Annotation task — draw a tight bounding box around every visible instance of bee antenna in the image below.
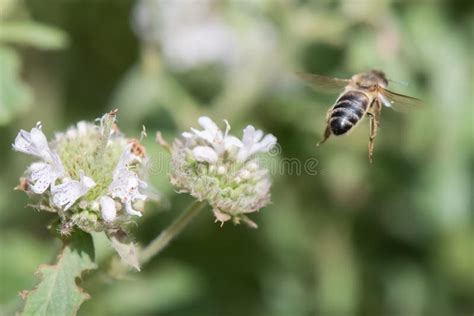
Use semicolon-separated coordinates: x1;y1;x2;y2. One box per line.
388;78;409;87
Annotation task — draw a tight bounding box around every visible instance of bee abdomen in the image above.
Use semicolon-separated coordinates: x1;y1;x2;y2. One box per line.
329;91;369;135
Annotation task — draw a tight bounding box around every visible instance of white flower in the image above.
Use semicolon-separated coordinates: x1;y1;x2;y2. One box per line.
13;122;65;193
132;0;237;70
237;126;277;162
107;144;147;217
170;116;278;226
13;112;153;249
192;146;218;164
13;122;51;161
186;116;242;155
27;162;64;194
100;196;117;222
52;171;96;211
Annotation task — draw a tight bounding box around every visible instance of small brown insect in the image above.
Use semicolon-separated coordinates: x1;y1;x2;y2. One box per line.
298;70;423;162
128;139;146;158
14;177;29;192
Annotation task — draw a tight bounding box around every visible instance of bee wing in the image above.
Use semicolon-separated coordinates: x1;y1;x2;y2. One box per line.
379;87;424;112
297;72;350;94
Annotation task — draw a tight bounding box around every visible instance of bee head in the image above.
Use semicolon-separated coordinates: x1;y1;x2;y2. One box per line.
369;70;388;87
353;70;388;89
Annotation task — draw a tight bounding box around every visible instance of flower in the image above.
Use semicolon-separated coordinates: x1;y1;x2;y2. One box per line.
107;143;148;218
13;122;65;193
12;112;150;233
131;0;278;74
237;126;277;162
169;116;277;227
132;0;237;70
52;170;96;211
183;117;242;157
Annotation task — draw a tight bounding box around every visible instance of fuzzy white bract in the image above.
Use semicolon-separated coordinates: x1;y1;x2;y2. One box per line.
170;116;277;227
12;113;149;234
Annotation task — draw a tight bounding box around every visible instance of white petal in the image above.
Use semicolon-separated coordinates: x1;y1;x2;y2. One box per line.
255;134;277;153
12;130;33;154
190;116;225;145
52;172;96;210
192;146;218;163
190;128;214;144
114;144;134;175
237;126;277;162
109;169;136;199
28;162;61;194
198;116;219;134
100;196;117;222
241;125;256;147
12;123;61;164
223;135;242;151
80;173;97;189
125;200;142;217
254;130;264;142
182;132;194;138
52;180;81;210
30;125;49;154
108;152;147;217
76;121;89;135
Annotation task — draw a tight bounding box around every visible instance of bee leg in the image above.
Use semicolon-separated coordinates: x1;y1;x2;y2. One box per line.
317;124;331;146
367;101;382;163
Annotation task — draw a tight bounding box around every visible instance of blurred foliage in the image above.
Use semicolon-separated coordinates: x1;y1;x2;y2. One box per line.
0;0;68;125
0;0;473;316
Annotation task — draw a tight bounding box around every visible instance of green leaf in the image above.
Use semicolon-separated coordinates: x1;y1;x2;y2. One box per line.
0;21;69;50
0;46;32;125
21;231;97;316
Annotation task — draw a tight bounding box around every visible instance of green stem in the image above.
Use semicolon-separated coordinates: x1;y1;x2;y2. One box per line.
139;200;207;265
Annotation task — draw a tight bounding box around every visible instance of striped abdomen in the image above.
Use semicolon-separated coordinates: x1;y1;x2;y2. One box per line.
329;90;370;135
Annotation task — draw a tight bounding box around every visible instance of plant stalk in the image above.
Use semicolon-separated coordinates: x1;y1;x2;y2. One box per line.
139;200;207;265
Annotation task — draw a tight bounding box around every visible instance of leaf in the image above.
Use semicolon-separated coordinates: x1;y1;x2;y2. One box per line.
0;21;69;50
21;231;97;316
0;46;32;125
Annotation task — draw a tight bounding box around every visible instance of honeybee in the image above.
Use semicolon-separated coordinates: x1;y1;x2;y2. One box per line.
298;70;422;162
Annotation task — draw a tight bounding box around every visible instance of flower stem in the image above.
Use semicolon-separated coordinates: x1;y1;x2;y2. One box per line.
139;200;207;265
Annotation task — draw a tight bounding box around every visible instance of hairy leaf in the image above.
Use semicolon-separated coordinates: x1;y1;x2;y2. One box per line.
21;231;97;316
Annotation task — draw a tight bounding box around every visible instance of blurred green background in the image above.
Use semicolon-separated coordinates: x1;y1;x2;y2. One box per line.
0;0;472;315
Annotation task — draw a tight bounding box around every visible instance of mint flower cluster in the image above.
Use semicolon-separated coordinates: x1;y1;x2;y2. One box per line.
13;112;148;234
169;117;277;227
